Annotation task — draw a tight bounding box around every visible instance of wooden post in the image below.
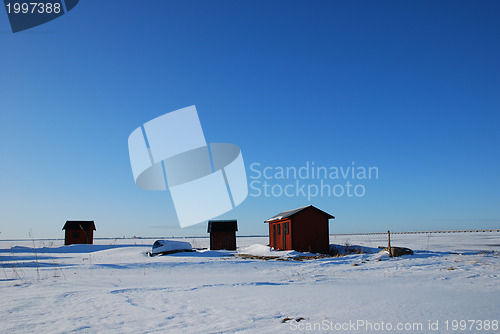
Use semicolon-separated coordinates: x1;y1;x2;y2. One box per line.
387;230;392;257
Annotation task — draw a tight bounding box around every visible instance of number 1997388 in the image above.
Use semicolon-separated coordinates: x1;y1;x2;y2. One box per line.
5;2;61;14
444;319;498;331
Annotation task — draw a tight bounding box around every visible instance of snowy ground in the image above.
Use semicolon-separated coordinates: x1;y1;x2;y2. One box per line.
1;232;499;333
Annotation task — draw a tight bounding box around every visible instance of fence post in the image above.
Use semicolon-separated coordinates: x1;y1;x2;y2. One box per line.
387;230;392;257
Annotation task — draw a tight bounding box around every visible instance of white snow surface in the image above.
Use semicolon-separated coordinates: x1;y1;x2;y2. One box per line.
1;232;499;333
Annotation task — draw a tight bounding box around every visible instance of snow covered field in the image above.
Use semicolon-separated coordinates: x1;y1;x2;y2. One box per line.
1;232;499;333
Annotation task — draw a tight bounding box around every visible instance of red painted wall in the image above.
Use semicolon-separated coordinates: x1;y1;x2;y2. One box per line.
291;208;330;253
64;229;94;245
210;231;236;250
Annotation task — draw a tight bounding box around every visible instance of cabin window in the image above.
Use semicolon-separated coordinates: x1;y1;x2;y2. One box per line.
72;232;80;238
277;224;281;235
284;222;289;235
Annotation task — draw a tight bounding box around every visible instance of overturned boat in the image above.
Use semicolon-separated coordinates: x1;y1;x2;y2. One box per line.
148;240;193;256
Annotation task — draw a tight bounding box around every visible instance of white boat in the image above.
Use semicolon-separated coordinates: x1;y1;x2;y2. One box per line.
148;240;193;256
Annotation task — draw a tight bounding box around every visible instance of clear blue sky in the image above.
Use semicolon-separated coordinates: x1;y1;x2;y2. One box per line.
1;1;499;239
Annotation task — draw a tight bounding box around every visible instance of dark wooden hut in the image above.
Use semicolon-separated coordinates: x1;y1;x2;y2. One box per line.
62;220;96;245
207;220;237;250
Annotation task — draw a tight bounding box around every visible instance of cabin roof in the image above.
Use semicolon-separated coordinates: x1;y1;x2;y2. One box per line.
62;220;96;231
207;220;238;233
265;205;334;222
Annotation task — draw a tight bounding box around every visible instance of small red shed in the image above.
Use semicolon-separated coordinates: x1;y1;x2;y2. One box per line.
208;220;237;250
62;220;96;245
265;205;334;254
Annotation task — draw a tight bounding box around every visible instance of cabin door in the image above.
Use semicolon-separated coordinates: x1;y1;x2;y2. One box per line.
282;223;286;249
272;224;277;249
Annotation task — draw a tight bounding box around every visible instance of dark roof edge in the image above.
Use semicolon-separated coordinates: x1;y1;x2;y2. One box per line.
62;220;96;230
265;205;334;223
207;220;238;233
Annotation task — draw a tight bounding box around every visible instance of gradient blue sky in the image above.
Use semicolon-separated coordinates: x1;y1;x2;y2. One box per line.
1;1;499;239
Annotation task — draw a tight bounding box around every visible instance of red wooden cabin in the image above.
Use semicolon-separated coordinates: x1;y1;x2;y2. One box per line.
265;205;334;254
62;220;96;245
207;220;238;250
